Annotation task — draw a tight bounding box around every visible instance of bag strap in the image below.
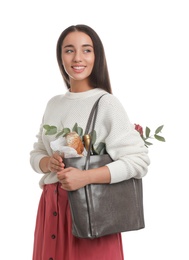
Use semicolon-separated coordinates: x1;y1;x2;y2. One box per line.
84;94;106;135
84;94;106;170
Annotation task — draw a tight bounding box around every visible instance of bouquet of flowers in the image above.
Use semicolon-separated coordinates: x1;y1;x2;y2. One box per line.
43;123;106;157
134;124;165;147
43;122;165;157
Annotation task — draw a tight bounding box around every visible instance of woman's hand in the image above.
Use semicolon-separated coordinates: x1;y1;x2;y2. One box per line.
57;166;111;191
39;153;64;173
57;168;89;191
47;153;65;172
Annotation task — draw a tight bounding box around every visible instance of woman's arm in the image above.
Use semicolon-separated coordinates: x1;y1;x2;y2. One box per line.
57;166;111;191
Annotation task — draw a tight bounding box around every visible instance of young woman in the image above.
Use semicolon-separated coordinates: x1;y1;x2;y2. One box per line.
30;24;150;260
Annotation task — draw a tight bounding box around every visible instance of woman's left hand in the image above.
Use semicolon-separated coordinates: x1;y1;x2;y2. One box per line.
57;168;89;191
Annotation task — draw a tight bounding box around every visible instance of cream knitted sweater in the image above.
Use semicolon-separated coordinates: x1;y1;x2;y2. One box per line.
30;88;150;188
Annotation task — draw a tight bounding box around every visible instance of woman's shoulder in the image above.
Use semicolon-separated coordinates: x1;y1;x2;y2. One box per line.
100;92;126;111
46;94;65;106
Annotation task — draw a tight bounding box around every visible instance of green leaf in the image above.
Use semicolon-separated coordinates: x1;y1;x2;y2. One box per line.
145;141;153;146
43;125;57;135
145;127;151;138
56;129;65;138
94;142;106;155
62;128;70;136
154;134;165;142
77;127;83;137
72;123;83;136
91;130;97;145
155;125;164;134
72;123;78;132
43;125;50;130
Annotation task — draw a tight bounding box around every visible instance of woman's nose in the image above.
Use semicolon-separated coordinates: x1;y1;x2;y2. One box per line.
73;51;82;63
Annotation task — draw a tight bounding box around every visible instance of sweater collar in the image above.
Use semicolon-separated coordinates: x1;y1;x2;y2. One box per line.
64;88;106;100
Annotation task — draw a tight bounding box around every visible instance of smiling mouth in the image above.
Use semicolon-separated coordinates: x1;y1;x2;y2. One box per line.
71;66;86;73
72;66;85;70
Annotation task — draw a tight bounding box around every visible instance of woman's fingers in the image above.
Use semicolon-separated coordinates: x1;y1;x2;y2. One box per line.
48;153;64;172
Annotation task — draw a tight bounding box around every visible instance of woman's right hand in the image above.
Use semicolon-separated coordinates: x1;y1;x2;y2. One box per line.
40;153;65;173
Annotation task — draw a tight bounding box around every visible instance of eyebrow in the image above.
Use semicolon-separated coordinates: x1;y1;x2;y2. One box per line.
63;44;93;48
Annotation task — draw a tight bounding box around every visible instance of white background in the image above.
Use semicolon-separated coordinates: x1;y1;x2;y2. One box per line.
0;0;189;259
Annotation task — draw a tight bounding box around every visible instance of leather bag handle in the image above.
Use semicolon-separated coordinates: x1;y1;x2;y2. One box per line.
84;94;106;170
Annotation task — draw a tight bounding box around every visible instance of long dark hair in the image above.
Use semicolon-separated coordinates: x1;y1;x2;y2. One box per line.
56;24;112;94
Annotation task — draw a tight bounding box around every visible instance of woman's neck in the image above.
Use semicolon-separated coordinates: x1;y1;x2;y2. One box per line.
69;79;93;93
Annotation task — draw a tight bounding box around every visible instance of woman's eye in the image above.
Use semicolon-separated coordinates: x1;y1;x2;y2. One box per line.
65;49;73;53
84;49;92;53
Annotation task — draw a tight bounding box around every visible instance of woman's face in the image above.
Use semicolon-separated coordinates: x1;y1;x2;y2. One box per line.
61;31;95;84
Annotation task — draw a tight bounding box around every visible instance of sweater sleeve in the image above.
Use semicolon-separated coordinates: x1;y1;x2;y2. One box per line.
99;95;150;184
30;118;51;174
30;96;60;174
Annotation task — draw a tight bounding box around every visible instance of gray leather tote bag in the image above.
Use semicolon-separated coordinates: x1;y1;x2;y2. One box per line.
64;95;145;239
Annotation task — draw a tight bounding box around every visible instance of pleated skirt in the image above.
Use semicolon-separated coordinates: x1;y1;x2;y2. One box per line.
32;182;124;260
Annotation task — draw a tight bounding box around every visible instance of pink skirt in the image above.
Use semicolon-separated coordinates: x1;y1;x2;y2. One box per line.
32;183;124;260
